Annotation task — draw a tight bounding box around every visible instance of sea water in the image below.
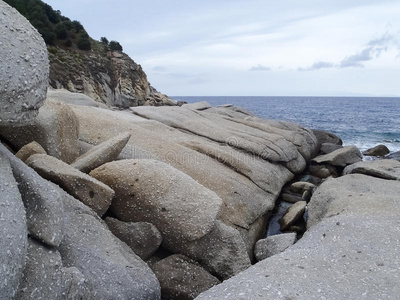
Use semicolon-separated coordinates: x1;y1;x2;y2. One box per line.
172;96;400;153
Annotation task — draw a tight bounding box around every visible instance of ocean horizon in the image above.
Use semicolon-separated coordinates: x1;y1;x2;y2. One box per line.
172;96;400;153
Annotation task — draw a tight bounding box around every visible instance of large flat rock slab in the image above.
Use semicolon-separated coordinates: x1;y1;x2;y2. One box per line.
343;159;400;181
196;175;400;299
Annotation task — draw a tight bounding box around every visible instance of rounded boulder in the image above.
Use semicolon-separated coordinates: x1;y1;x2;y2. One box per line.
0;1;49;125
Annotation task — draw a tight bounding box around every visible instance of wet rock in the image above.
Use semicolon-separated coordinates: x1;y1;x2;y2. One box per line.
26;154;114;216
0;1;49;125
279;201;307;231
386;150;400;161
90;159;222;243
71;132;131;173
182;101;212;111
0;153;27;299
14;238;63;300
0;143;64;247
302;190;312;202
164;220;251;280
0;100;79;163
312;146;362;167
309;163;338;178
343;159;400;181
15;141;46;162
61;267;90;300
320;142;343;154
254;232;297;261
58;187;161;300
311;129;343;147
152;254;220;300
362;144;390;156
105;217;162;260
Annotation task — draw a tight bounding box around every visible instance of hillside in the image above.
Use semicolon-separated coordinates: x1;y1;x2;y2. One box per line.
5;0;177;107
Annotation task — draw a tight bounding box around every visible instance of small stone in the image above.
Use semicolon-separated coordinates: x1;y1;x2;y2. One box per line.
279;201;307;231
254;233;297;261
15;141;46;162
362;144;390;157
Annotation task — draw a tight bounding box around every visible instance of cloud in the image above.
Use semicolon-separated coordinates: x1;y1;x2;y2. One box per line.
299;61;334;71
249;64;271;71
152;66;167;71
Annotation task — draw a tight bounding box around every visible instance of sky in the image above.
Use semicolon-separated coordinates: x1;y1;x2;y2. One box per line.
44;0;400;96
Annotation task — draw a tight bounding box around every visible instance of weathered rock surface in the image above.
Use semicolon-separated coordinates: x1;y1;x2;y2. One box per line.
152;254;220;300
312;146;362;167
362;144;390;156
47;88;102;107
312;129;343;147
320;142;343;154
343;159;400;180
26;154;114;216
196;174;400;300
289;181;316;194
386;150;400;161
0;1;49;125
164;220;251;280
0;143;64;247
279;201;307;231
71;132;131;173
58;186;161;300
105;217;162;260
308;163;338;178
14;238;63;300
254;232;297;261
15;141;46;162
71;104;306;235
91;159;221;243
61;267;90;300
0;100;79;163
0;153;27;299
308;174;400;228
281;191;303;203
182;101;212;111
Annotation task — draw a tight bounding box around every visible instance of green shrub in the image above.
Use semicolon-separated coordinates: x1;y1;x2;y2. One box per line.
77;36;91;50
109;40;123;52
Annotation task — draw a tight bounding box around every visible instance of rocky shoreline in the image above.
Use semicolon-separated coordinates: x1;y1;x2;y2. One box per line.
1;2;399;299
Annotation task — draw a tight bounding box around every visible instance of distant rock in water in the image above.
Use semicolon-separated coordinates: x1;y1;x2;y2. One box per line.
362;144;390;157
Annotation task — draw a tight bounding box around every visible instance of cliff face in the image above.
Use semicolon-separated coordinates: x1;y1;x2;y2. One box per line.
48;43;176;108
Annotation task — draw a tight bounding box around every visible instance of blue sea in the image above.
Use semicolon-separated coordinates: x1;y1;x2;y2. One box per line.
172;96;400;154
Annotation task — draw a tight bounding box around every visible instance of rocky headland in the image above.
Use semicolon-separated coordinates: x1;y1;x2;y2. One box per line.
1;1;400;299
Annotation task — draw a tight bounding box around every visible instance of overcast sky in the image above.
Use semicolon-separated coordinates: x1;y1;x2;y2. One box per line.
44;0;400;96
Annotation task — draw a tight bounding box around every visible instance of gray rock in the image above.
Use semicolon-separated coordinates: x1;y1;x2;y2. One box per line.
105;217;162;260
15;141;46;162
58;187;161;300
320;142;343;154
281;192;302;203
312;146;362;167
0;100;79;163
61;267;91;300
182;101;212;111
152;254;220;300
47;89;100;107
308;163;338;178
196;175;400;300
164;220;251;280
254;232;297;261
363;144;390;156
308;174;400;228
302;190;312;202
343;159;400;180
312;129;343;146
14;238;63;300
71;132;131;173
0;143;64;247
26;154;114;216
279;201;306;231
289;181;316;194
386;150;400;161
0;153;27;299
90;159;222;243
0;1;49;125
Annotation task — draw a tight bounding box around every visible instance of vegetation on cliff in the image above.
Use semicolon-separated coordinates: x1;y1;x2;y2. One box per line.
5;0;174;107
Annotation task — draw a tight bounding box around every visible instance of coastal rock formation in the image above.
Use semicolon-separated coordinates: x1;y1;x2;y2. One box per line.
254;232;297;261
0;1;48;125
196;174;400;299
362;144;390;156
15;141;47;162
343;159;400;180
312;145;362;167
